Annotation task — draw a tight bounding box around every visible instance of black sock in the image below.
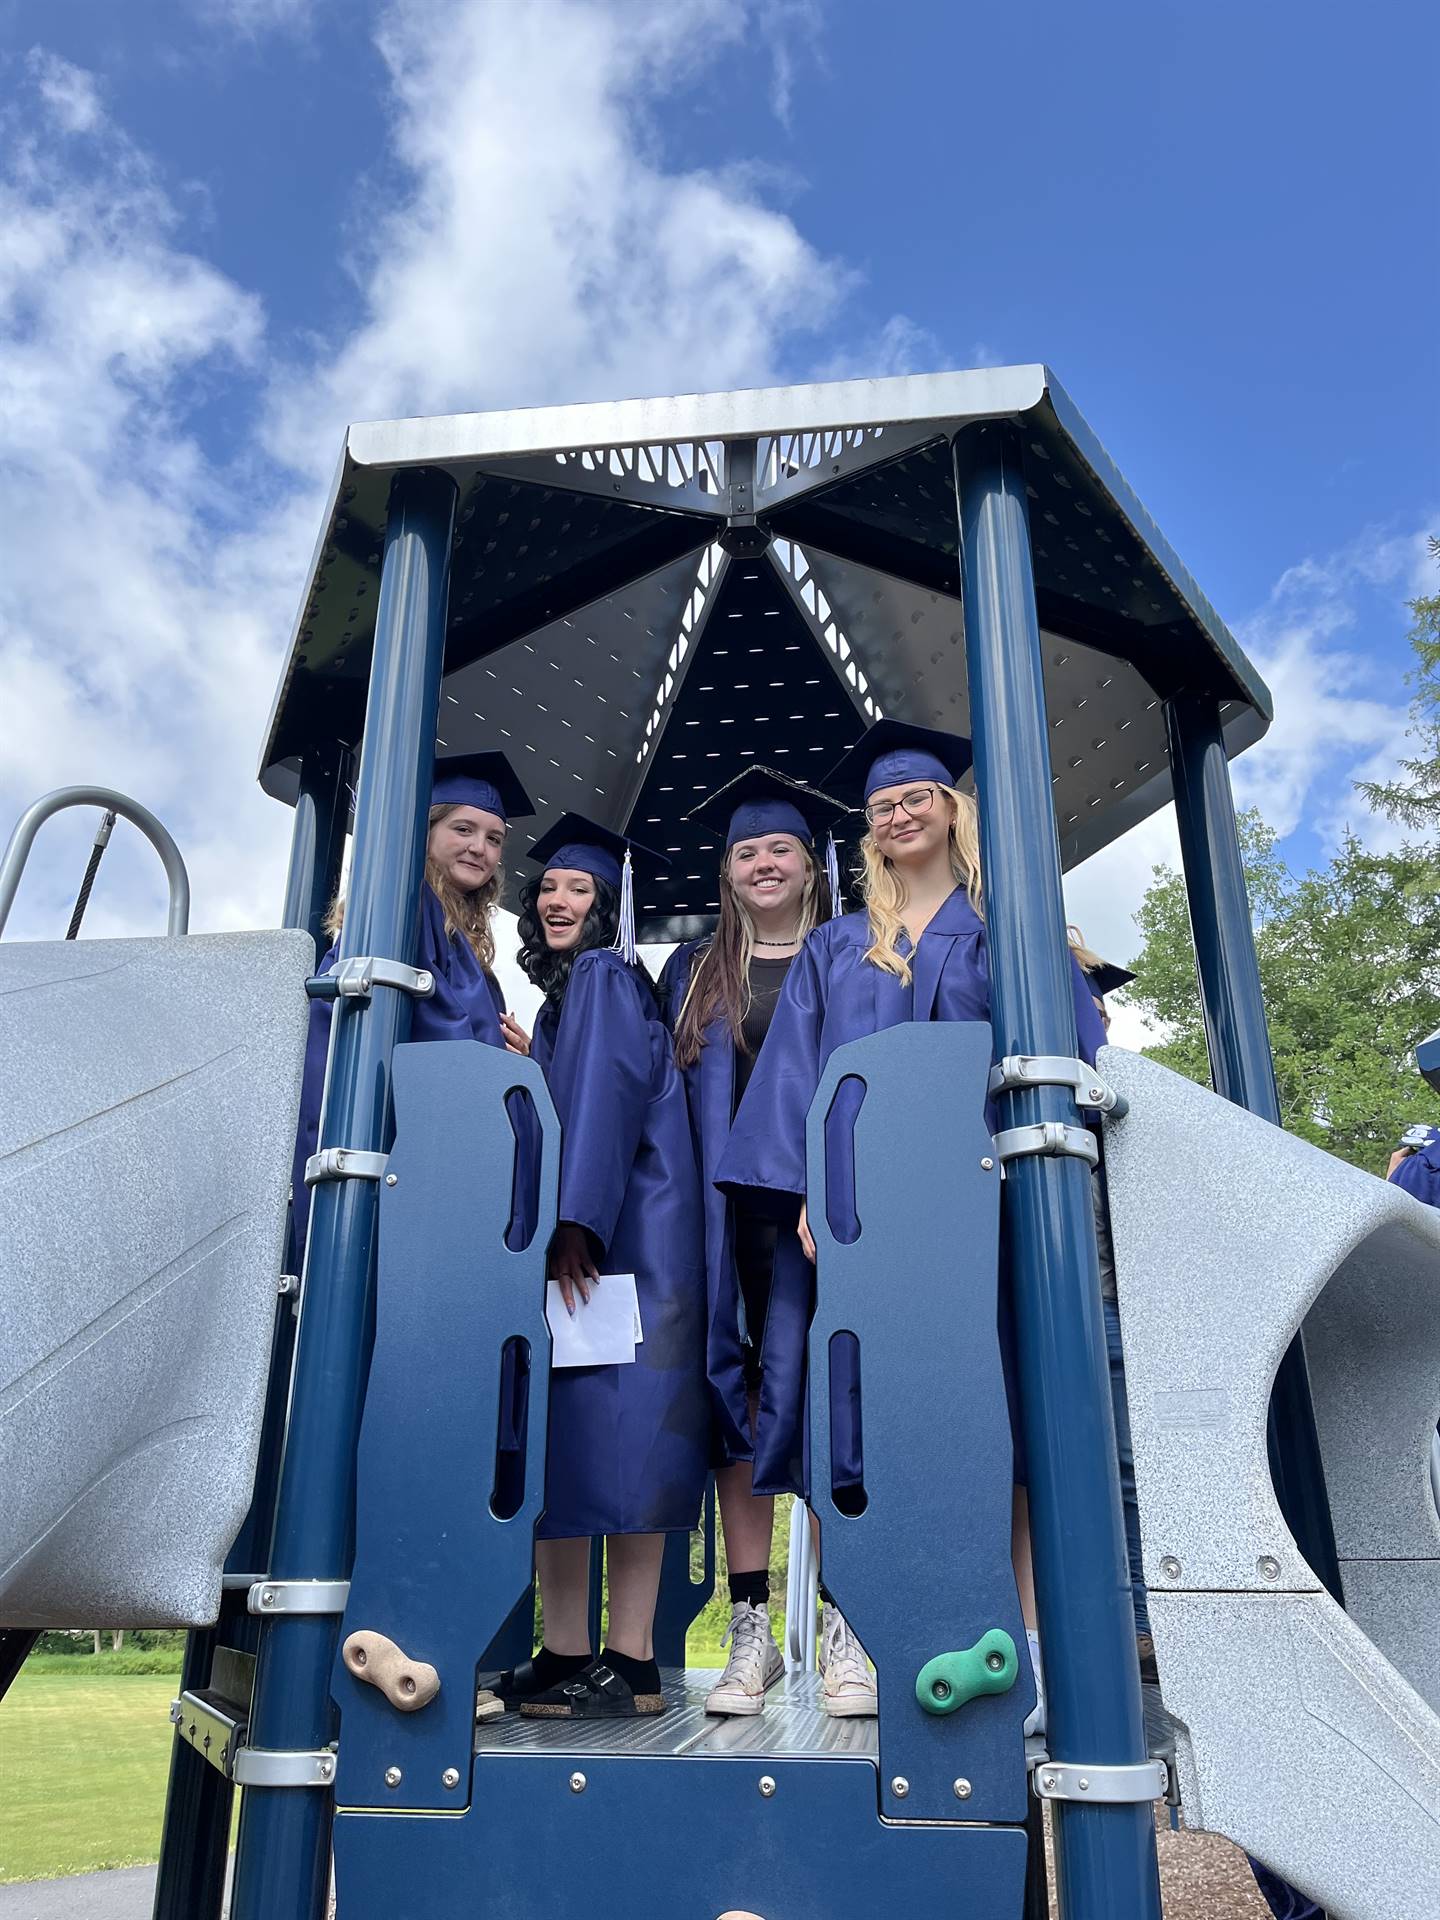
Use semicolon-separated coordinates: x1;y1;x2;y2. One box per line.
729;1569;770;1609
600;1647;660;1696
528;1647;590;1689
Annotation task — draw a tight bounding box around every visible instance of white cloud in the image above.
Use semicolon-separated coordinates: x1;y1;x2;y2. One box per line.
24;50;104;134
192;0;322;33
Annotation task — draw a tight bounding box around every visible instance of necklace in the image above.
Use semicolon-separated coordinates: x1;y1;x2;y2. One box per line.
754;935;799;948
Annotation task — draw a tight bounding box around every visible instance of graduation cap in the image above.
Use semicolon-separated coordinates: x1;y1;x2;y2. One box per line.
431;749;534;822
824;719;974;810
1084;959;1135;998
1399;1122;1440;1153
527;812;666;964
686;766;849;921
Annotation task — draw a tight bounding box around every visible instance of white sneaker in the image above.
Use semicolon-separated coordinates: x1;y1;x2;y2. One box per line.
1024;1628;1045;1738
705;1601;784;1716
820;1604;877;1718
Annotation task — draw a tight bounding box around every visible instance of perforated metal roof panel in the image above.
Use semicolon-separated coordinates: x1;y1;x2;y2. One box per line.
260;367;1271;941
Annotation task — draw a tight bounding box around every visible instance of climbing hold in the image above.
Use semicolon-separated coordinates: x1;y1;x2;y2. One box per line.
915;1629;1019;1716
341;1629;440;1713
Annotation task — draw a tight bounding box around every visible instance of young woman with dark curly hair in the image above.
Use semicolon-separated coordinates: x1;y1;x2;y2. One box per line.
491;814;707;1721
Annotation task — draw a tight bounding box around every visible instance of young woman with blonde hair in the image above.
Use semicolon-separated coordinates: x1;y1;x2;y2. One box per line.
657;767;841;1717
717;719;1105;1727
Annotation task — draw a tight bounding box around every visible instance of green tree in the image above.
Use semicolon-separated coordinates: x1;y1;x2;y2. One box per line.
1127;812;1440;1171
1358;560;1440;835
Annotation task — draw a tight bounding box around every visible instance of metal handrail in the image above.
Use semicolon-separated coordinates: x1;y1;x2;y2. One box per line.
0;787;191;938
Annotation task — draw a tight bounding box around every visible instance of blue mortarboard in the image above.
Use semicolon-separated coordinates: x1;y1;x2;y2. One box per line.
824;719;974;808
1085;959;1135;998
431;750;534;822
684;765;847;851
527;813;666;962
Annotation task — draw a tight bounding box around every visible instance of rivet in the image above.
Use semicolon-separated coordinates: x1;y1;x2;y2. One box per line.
1079;1777;1091;1792
953;1777;972;1800
1041;1773;1056;1791
569;1771;587;1794
758;1774;776;1798
442;1767;460;1789
319;1757;335;1781
1258;1556;1280;1582
980;1156;994;1171
1160;1556;1181;1581
261;1588;276;1606
1089;1087;1104;1102
384;1767;402;1788
890;1776;909;1799
385;1173;398;1187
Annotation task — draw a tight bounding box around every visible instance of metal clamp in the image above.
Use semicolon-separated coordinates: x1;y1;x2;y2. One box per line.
232;1746;337;1789
993;1122;1099;1167
1033;1758;1170;1804
276;1273;300;1299
304;1148;388;1186
306;956;434;1003
248;1579;351;1617
989;1054;1128;1118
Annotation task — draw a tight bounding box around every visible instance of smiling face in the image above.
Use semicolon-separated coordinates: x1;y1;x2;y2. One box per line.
726;833;808;922
536;868;597;950
428;805;506;893
866;782;953;867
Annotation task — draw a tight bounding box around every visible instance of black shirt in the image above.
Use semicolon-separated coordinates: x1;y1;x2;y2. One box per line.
734;953;795;1109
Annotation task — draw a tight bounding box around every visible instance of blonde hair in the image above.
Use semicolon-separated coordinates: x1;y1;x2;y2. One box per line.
1067;926;1102;973
673;840;828;1067
324;803;501;971
858;784;982;985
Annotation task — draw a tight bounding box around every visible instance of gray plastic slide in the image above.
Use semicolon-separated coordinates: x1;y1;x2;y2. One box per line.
0;931;312;1630
1101;1046;1440;1920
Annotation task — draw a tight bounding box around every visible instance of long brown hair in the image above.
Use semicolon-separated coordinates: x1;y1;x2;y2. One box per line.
858;784;982;986
673;839;830;1068
324;803;502;970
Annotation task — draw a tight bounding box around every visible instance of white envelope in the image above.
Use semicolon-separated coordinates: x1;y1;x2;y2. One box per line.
545;1272;643;1369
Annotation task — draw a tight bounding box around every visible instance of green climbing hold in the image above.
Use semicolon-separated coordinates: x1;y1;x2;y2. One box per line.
914;1630;1019;1716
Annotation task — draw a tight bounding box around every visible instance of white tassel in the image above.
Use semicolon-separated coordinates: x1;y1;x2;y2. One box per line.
825;833;843;919
612;848;638;964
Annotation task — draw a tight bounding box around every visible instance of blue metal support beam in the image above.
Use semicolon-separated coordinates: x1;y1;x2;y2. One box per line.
1165;691;1343;1606
283;740;352;961
953;423;1163;1920
229;467;458;1920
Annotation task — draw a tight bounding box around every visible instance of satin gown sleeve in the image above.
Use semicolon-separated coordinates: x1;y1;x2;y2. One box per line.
544;952;654;1259
1390;1150;1440;1208
713;935;827;1225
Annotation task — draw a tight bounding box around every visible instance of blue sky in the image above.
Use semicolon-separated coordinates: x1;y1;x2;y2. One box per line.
0;0;1432;1016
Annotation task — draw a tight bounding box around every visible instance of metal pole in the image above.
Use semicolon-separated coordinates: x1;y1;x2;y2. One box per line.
953;422;1163;1920
0;786;190;937
229;467;457;1920
1165;692;1343;1604
283;741;352;960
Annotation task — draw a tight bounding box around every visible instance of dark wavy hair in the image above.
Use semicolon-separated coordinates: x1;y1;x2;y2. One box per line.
516;874;657;1012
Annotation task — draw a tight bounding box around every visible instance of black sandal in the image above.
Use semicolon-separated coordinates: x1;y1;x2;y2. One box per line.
490;1658;556;1714
519;1660;665;1719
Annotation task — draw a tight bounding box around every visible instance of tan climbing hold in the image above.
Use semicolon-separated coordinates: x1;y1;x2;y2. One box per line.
475;1687;504;1722
341;1629;440;1713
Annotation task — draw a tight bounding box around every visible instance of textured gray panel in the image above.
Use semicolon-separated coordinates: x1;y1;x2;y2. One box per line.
0;930;313;1629
1101;1048;1440;1917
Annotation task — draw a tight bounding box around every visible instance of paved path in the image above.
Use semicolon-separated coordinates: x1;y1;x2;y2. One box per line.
0;1865;171;1919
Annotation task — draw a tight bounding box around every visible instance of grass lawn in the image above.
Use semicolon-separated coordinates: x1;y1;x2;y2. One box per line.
0;1670;179;1884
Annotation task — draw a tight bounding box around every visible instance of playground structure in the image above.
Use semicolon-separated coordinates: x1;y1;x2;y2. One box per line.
3;365;1440;1919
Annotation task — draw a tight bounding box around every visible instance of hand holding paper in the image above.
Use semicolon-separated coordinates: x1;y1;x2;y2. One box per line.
546;1273;643;1369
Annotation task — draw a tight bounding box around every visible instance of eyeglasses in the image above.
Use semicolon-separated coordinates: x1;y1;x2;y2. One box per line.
864;785;936;827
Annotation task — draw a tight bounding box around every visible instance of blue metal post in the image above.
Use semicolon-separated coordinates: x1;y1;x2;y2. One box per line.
1165;692;1343;1605
283;740;352;960
229;467;457;1920
953;423;1163;1920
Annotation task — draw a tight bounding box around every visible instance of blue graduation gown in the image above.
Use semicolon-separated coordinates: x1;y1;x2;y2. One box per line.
1390;1142;1440;1209
714;887;1106;1496
289;886;511;1257
659;940;794;1470
532;949;709;1538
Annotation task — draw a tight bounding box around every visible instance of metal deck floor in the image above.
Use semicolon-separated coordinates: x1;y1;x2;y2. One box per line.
474;1668;878;1760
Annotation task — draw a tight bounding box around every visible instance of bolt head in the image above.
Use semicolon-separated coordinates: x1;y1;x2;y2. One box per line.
261;1588;275;1606
319;1758;335;1781
1160;1556;1181;1581
981;1156;995;1171
758;1775;776;1798
569;1771;587;1794
985;1651;1005;1672
442;1767;460;1790
890;1776;910;1799
1041;1773;1056;1791
384;1767;402;1788
1079;1777;1090;1792
385;1173;398;1187
953;1778;972;1800
1258;1556;1281;1582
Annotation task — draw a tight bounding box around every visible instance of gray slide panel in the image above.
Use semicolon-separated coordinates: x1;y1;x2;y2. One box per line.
0;931;312;1629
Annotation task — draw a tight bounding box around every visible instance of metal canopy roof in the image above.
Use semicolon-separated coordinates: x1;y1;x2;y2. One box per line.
260;366;1271;942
